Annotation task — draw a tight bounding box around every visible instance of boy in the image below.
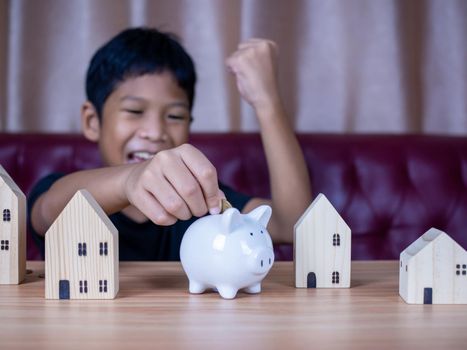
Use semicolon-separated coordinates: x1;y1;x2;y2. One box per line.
29;27;311;260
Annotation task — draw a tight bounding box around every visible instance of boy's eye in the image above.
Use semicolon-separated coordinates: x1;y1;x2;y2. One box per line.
124;109;143;115
167;114;187;121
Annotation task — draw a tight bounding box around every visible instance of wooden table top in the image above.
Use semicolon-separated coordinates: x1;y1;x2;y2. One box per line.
1;261;466;350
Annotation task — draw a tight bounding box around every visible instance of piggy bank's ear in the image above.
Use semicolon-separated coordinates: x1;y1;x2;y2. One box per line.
246;205;272;227
222;208;243;233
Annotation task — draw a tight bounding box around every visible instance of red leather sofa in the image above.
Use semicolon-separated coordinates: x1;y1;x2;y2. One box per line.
1;132;466;261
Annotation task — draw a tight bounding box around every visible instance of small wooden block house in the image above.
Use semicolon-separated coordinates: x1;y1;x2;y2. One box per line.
294;193;351;288
399;228;467;304
45;189;119;299
0;165;26;284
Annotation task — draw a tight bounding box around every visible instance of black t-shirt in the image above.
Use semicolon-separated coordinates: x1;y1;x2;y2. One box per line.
28;173;252;261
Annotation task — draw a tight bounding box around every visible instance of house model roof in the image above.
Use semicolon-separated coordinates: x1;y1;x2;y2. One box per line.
401;228;465;260
47;189;117;239
0;165;25;198
294;193;348;231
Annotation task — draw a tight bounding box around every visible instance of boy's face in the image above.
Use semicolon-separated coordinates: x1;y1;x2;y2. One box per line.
83;72;191;166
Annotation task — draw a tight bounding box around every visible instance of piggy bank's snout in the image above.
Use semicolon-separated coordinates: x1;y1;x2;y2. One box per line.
249;247;274;275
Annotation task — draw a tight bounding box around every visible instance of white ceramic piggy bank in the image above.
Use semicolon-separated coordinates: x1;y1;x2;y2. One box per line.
180;205;274;299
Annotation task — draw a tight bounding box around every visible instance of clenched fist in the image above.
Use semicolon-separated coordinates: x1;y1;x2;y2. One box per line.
226;39;281;115
124;144;224;225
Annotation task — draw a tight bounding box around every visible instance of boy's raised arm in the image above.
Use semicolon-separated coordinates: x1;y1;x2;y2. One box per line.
226;39;312;244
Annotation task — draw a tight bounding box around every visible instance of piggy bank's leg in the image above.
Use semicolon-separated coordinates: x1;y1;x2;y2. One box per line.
216;285;239;299
189;280;207;294
244;283;261;294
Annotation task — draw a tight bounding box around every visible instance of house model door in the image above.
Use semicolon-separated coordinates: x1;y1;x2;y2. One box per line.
59;280;70;299
307;272;316;288
424;288;433;304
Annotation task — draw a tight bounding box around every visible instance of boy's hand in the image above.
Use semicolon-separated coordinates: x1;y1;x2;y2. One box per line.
226;39;281;116
124;144;224;225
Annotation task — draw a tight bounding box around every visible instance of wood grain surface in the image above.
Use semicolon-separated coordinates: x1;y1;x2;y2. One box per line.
0;261;466;350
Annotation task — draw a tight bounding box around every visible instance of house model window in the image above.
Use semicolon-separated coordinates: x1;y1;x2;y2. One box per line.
1;240;9;251
456;264;467;276
3;209;11;222
79;280;88;293
332;271;340;284
333;233;341;246
78;242;87;256
99;280;108;293
99;242;108;256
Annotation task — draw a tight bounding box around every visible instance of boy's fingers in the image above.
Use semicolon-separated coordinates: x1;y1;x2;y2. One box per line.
145;174;192;221
178;145;222;214
238;39;277;51
160;155;208;218
226;55;239;72
136;189;177;226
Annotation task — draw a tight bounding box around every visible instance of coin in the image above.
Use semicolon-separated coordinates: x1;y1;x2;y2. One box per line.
221;198;232;213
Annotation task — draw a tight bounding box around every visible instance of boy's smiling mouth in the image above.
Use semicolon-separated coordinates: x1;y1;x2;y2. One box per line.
125;139;173;165
127;151;157;163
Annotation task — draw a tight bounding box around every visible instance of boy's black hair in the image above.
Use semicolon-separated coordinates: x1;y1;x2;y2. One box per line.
85;27;196;118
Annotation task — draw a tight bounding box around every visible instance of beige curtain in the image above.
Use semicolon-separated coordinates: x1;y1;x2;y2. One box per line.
0;0;466;134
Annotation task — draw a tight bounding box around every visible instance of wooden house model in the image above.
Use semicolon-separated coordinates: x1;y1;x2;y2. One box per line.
45;189;119;299
0;165;26;284
294;193;351;288
399;228;467;304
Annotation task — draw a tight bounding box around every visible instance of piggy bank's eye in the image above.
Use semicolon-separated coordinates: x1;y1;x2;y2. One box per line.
250;232;253;236
261;230;264;234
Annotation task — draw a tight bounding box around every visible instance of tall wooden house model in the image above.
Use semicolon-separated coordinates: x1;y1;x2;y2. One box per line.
294;193;351;288
0;165;26;284
45;190;119;299
400;228;467;304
